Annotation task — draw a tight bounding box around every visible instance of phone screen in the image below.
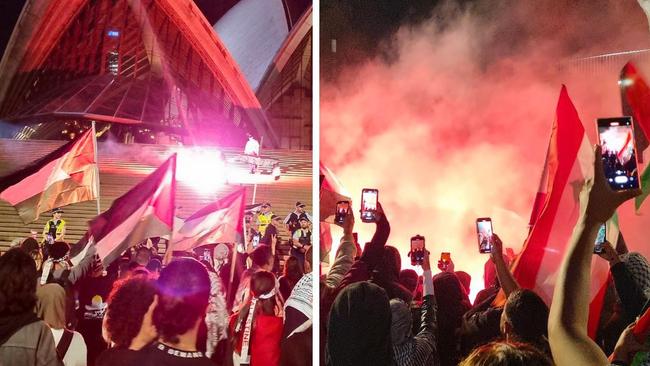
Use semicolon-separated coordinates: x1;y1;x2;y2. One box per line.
594;224;606;254
335;201;350;224
476;218;493;253
252;233;260;248
361;189;378;222
410;235;425;265
597;117;640;191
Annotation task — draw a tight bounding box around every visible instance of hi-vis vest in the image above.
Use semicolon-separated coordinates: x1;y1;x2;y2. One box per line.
43;219;66;242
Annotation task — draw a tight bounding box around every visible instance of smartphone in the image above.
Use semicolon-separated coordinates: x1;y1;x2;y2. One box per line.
335;201;350;225
476;217;493;253
252;233;260;248
593;224;607;254
360;188;379;223
597;117;641;191
410;235;425;266
440;252;451;270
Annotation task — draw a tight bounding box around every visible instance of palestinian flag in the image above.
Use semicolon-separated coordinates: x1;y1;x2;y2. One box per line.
170;188;246;252
0;128;98;223
80;154;176;266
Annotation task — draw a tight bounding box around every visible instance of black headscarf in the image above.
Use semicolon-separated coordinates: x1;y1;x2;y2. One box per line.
434;271;472;366
326;281;392;366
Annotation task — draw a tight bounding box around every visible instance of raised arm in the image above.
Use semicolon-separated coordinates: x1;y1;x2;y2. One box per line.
489;234;519;298
548;145;640;366
325;211;357;289
359;202;390;272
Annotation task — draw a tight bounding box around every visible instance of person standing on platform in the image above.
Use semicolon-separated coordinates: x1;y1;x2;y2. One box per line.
291;217;312;272
257;203;273;236
284;202;311;236
42;208;66;259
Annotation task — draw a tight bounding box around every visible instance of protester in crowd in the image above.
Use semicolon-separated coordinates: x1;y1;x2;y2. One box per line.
100;277;157;351
284;201;311;235
433;270;472;366
21;237;44;272
391;249;438;366
0;248;61;365
133;247;152;267
257;203;273;236
459;341;553;366
326;281;392;366
548;145;646;366
37;283;87;366
122;257;213;365
75;261;118;366
280;256;303;300
456;271;472;296
281;272;313;366
229;270;283;366
233;244;275;311
398;269;419;295
291;216;312;271
199;260;228;360
145;258;162;279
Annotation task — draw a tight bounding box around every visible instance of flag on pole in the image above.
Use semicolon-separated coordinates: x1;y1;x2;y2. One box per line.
81;154;176;266
170;188;246;252
506;86;609;337
0;128;98;223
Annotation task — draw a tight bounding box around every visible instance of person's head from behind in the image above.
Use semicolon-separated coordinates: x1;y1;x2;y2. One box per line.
153;258;210;344
378;245;401;280
0;248;38;316
250;244;273;271
399;269;418;294
284;256;303;281
327;281;392;366
455;271;472;295
36;283;66;330
134;247;152;266
20;238;42;270
249;270;281;315
106;277;157;349
501;289;549;346
50;241;70;269
459;341;552;366
146;258;162;279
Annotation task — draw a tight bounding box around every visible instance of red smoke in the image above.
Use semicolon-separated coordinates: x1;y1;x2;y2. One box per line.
321;0;650;301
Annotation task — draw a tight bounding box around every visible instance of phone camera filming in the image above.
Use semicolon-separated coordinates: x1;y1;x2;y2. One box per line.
361;189;378;223
410;235;425;266
476;218;493;254
335;201;350;225
598;117;640;191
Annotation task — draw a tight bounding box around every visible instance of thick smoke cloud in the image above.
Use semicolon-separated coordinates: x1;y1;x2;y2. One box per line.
321;0;650;300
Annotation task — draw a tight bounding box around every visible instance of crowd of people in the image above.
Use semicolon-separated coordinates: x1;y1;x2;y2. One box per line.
321;145;650;366
0;199;313;366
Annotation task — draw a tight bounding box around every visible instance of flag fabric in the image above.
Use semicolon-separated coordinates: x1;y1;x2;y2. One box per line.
0;128;98;223
170;188;246;252
319;163;350;261
319;162;351;223
621;62;650;159
79;154;176;266
507;86;609;337
636;165;650;211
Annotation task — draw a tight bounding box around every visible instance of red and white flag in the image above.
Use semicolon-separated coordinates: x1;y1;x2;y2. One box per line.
85;154;176;266
0;128;98;223
621;62;650;159
508;86;609;337
320;162;351;222
170;188;246;252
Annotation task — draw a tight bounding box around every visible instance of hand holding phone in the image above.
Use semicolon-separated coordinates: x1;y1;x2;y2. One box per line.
360;188;379;223
597;117;641;191
410;235;425;266
438;252;453;272
489;234;504;263
335;201;350;225
476;218;493;253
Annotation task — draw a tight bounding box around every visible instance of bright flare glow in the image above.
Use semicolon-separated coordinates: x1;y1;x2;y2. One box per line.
176;148;227;192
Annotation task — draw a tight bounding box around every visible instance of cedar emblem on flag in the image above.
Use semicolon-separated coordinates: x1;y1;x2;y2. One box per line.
0;128;98;223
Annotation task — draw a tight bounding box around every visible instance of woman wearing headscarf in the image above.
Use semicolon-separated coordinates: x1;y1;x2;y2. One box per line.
229;270;283;366
326;281;392;366
433;271;472;366
281;272;313;366
37;283;87;365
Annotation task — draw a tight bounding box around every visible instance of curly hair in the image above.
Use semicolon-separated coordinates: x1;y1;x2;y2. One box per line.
283;256;303;282
0;248;38;315
105;277;157;348
459;341;552;366
153;258;210;343
503;289;549;347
